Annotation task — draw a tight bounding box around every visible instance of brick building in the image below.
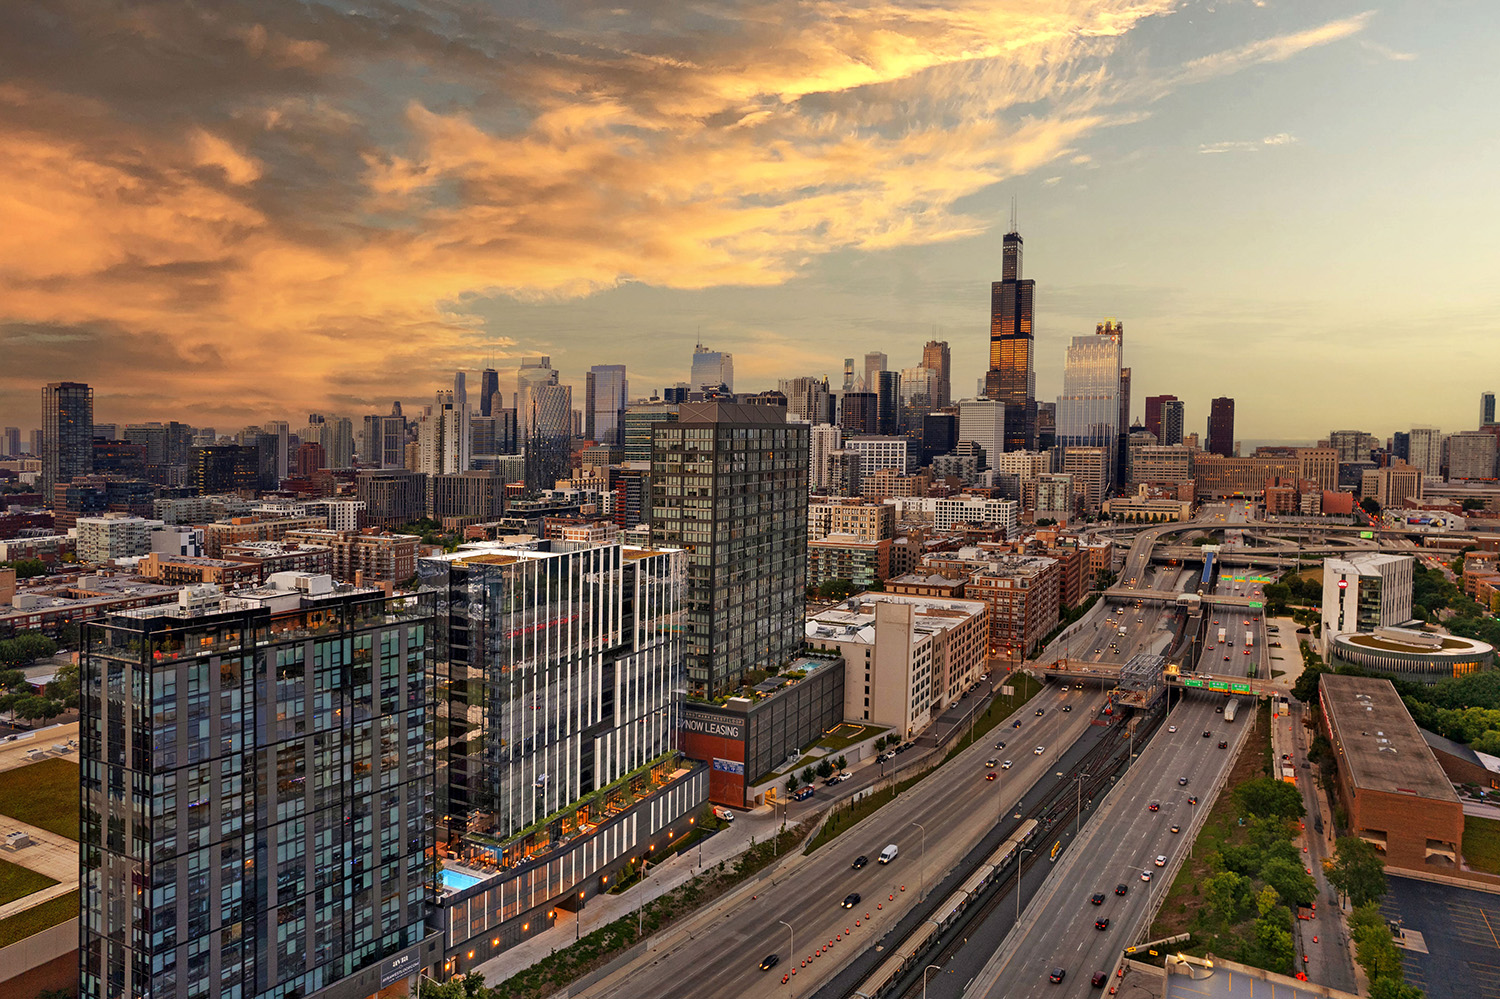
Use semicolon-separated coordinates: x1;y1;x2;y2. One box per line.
283;528;420;584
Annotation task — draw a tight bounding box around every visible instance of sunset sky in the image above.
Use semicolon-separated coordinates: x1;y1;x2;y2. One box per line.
2;1;1497;440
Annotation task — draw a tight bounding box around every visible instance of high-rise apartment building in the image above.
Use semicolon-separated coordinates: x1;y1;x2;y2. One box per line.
357;468;427;529
921;340;951;408
920;412;957;465
1207;397;1235;457
1160;400;1185;447
983;229;1037;451
1391;431;1410;462
191;443;261;494
81;577;440;999
779;376;835;425
418;391;472;475
1328;430;1369;464
1483;391;1497;428
810;423;843;490
361;414;405;468
1408;427;1443;477
650;402;808;697
690;344;734;393
1144;394;1177;443
1448;431;1498;481
3;426;21;457
318;416;355;469
584;364;628;447
42;380;93;494
622;403;678;463
1061;446;1109;513
958;399;1006;469
1057;329;1123;487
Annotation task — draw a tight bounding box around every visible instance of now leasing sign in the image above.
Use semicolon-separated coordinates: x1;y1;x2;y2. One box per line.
681;709;745;741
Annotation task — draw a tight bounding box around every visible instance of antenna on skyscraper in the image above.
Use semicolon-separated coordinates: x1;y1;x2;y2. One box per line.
1010;196;1017;233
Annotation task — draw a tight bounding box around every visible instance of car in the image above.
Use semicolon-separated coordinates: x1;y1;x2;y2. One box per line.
1170;824;1180;834
1091;971;1109;988
837;771;851;781
842;893;862;909
1049;968;1066;984
1155;855;1167;867
1090;892;1106;905
1244;649;1251;655
1188;795;1199;806
1218;740;1228;749
1115;883;1128;896
987;759;998;768
1035;708;1045;716
995;741;1007;750
1062;705;1072;712
852;855;868;869
1168;725;1177;733
1215;706;1223;714
1034;746;1045;755
1179;776;1189;786
1148;801;1160;812
760;954;780;971
1140;870;1152;882
985;772;996;781
1002;760;1013;770
1095;917;1110;930
1013;720;1023;728
1202;731;1211;738
1093;649;1102;654
980;673;989;681
824;776;840;786
1223;655;1231;661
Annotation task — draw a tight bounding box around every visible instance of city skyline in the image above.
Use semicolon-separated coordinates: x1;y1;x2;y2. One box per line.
3;3;1499;436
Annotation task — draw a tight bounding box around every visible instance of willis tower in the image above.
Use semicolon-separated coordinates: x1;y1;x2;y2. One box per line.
983;227;1036;451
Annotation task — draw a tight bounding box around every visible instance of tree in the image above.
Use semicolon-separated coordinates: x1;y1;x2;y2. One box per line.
1255;883;1281;917
1203;870;1251;926
800;765;815;785
785;773;800;792
1;558;47;579
1234;777;1307;821
417;972;489;999
835;755;847;770
1261;857;1318;908
1327;836;1387;907
1361;496;1381;516
1369;979;1425;999
13;695;63;724
817;578;856;601
816;759;834;779
1245;911;1296;974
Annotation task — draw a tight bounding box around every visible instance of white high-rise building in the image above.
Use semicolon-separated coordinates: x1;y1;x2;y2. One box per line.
1408;426;1443;478
843;435;913;474
418;391;472;475
810;423;842;490
690;344;734;393
1321;553;1416;657
958;399;1007;468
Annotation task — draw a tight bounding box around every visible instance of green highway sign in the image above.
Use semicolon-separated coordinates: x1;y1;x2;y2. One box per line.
1360;531;1375;539
1231;683;1251;693
1182;678;1204;688
1249;601;1264;609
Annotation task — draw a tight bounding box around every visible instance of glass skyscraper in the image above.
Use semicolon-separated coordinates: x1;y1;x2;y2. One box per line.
1056;328;1124;487
81;576;439;999
42;380;94;495
585;364;628;447
984;230;1036;451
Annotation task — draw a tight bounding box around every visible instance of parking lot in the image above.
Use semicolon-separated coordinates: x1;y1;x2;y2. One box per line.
1381;876;1500;999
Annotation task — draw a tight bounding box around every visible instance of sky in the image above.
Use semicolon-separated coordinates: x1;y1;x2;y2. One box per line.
2;0;1497;441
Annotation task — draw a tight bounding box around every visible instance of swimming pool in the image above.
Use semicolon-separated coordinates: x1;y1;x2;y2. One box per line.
441;869;483;893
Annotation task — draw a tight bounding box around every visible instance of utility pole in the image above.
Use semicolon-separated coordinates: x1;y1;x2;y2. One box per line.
910;821;928;901
779;919;794;965
1016;847;1035;920
1076;772;1091;836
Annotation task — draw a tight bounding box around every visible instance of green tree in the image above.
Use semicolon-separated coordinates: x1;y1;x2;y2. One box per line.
1369;979;1425;999
816;759;834;779
1327;836;1387;907
1202;870;1252;926
800;766;815;785
785;773;800;793
417;971;489;999
1255;883;1281;917
817;578;856;601
1361;497;1381;515
1244;911;1296;974
1235;777;1307;821
835;755;847;770
1;558;47;579
13;695;63;724
1261;857;1318;908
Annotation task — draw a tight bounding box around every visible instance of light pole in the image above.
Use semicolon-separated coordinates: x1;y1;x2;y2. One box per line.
576;889;584;942
1016;846;1036;921
909;820;928;901
779;919;794;964
1076;772;1091;836
922;963;944;999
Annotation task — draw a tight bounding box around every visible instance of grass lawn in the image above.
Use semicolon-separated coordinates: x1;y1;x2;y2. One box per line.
1464;815;1500;875
1150;699;1274;954
0;889;77;949
0;856;57;908
817;723;886;752
0;758;80;841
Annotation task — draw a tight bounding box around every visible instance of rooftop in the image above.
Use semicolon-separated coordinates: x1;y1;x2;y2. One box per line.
1321;674;1459;802
806;592;986;645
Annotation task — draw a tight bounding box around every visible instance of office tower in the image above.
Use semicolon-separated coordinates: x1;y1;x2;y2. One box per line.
876;370;901;435
1408;427;1442;477
81;578;439;999
920;412;957;464
1056;328;1123;486
1160;400;1185;447
1483;392;1497;428
420;540;683;839
260;420;289;481
1206;397;1235;457
190;443;261;494
1391;431;1410;462
1328;429;1369;464
1061;445;1109;513
779;376;836;425
863;352;887;394
958;399;1006;469
2;427;19;457
922;340;951;408
1447;432;1497;481
650;401;808;697
585;364;628;447
1098;321;1129;488
453;370;468;409
690;343;734;392
361;414;405;468
29;429;43;457
838;391;878;435
842;358;856;391
479;367;500;417
41;380;94;494
623;403;679;463
418;390;472;475
516;356;558;441
525;382;573;491
810;424;843;490
319;416;354;469
1320;553;1415;653
1143;395;1177;443
983;228;1037;451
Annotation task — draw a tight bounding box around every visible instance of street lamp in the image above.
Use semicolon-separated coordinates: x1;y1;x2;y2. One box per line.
778;919;794;966
909;821;928;901
922;963;944;999
576;889;585;942
1016;846;1036;920
1076;772;1092;836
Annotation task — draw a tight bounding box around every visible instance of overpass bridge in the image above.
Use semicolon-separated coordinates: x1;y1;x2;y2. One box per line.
1034;658;1282;700
1102;588;1260;608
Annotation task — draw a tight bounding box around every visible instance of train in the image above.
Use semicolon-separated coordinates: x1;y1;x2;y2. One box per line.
851;819;1040;999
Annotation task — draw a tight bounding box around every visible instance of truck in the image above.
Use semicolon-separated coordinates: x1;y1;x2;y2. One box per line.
1245;632;1254;648
1217;627;1227;644
1119;625;1128;636
1223;698;1238;723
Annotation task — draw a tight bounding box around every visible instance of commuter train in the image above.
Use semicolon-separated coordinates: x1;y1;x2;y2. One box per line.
851;819;1040;998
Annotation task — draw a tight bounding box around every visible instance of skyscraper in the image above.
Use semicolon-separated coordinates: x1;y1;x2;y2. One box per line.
453;370;467;409
479;367;500;418
650;402;808;697
863;352;887;394
1144;394;1177;443
320;415;355;469
1483;391;1497;428
418;390;472;475
779;375;835;424
690;344;733;393
361;413;405;468
264;419;291;481
1056;329;1123;487
876;370;901;435
516;356;558;442
525;382;573;490
1408;427;1443;477
921;340;951;408
81;578;440;999
842;358;856;391
838;391;878;436
2;427;19;457
1160;400;1185;447
983;229;1037;451
1207;397;1235;457
585;363;628;447
41;380;93;494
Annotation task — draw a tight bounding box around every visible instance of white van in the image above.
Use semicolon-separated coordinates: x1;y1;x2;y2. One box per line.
712;806;734;822
879;844;899;864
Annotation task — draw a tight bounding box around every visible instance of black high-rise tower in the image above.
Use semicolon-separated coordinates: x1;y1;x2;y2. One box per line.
983;228;1036;451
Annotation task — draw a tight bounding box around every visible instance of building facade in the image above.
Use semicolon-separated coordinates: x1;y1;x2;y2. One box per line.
983;229;1037;451
42;380;94;495
1321;553;1415;654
